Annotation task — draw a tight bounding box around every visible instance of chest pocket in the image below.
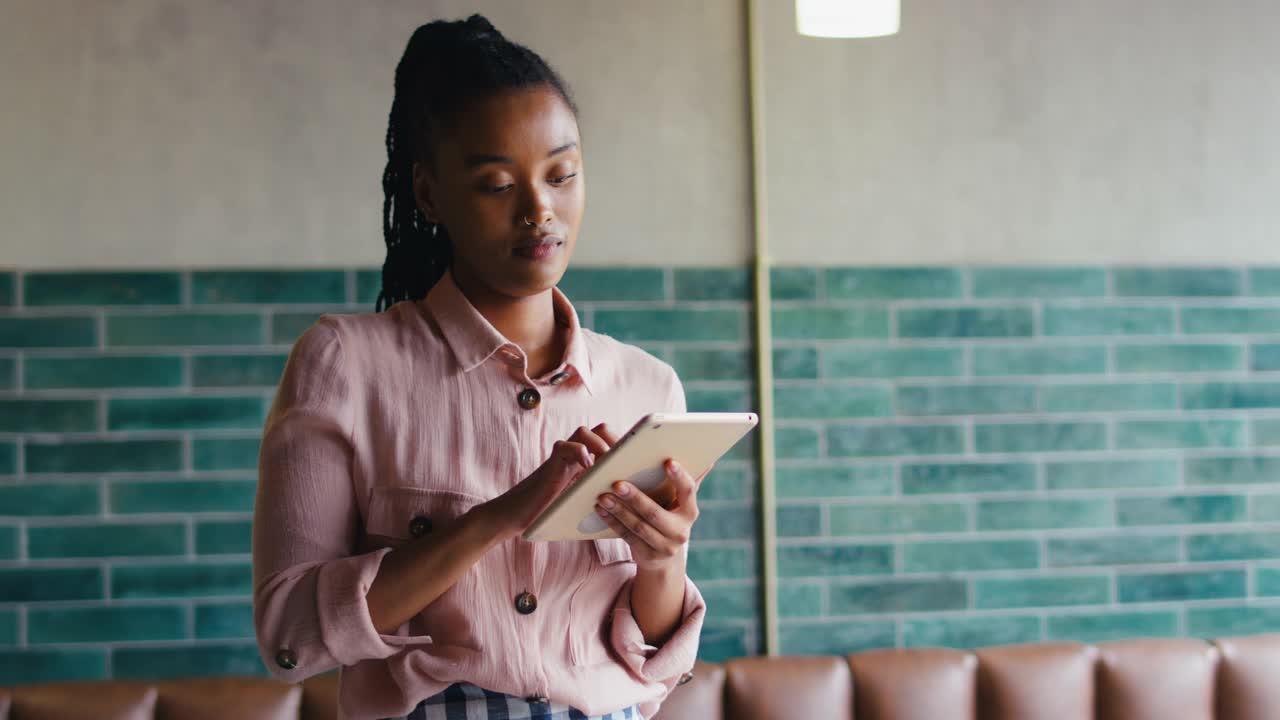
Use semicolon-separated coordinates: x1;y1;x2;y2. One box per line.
566;537;636;666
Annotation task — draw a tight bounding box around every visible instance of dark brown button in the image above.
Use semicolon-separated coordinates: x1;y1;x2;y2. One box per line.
409;514;432;538
275;648;297;670
677;671;694;685
517;388;541;410
525;696;549;704
515;591;538;614
548;371;571;386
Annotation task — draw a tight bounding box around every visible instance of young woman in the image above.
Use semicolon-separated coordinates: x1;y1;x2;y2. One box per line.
252;14;707;720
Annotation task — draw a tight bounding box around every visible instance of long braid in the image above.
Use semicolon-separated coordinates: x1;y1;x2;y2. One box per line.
375;15;578;312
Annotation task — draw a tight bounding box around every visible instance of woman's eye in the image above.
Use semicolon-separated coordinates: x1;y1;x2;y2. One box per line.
552;173;578;185
485;184;513;194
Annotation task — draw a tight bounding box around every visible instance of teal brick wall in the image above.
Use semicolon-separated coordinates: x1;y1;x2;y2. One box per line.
3;266;1280;681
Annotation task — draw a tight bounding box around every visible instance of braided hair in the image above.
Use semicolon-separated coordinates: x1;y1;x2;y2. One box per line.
375;14;579;312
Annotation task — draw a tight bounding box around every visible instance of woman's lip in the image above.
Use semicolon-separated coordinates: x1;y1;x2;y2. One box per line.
513;240;563;260
515;235;564;249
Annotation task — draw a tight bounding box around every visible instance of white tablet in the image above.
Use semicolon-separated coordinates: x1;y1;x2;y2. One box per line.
522;412;759;542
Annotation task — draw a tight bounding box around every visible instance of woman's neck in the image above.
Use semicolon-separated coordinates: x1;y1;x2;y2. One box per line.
450;268;565;377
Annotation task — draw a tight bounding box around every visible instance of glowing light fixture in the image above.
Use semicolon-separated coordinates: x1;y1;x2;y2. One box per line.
795;0;900;38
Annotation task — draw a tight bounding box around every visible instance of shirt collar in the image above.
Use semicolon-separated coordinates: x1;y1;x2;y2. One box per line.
421;269;594;394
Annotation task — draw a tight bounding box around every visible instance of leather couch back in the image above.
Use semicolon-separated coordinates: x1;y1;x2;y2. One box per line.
2;635;1277;719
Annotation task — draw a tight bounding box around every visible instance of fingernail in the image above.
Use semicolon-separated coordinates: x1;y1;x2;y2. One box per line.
599;495;616;509
615;482;630;496
667;459;681;475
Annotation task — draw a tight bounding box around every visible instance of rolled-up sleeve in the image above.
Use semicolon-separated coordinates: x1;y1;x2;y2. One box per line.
252;317;429;682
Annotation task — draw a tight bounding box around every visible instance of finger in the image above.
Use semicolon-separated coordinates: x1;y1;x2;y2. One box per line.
592;422;621;448
567;426;611;458
601;482;690;546
552;439;593;471
595;496;666;551
665;459;700;515
594;509;646;549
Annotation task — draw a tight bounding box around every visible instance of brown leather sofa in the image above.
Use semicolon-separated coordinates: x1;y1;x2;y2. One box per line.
2;634;1277;719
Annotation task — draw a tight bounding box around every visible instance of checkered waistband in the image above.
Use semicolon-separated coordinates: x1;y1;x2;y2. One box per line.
386;683;644;720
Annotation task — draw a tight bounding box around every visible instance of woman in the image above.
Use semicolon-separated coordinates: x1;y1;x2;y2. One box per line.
252;14;706;720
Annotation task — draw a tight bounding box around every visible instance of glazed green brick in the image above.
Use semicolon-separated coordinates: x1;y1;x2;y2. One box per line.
0;273;11;306
686;388;752;413
972;346;1107;376
1046;459;1180;490
0;608;14;644
897;384;1036;416
978;498;1111;531
673;348;751;381
775;464;894;498
770;268;818;300
192;354;287;387
774;347;819;379
971;268;1106;298
24;271;182;306
1116;343;1243;373
777;543;893;577
975;422;1106;453
1255;495;1280;522
673;268;747;301
1043;306;1174;336
1114;268;1241;297
1041;382;1176;412
1188;606;1280;636
28;605;186;644
1258;568;1280;596
0;527;13;559
28;522;186;559
0;399;96;432
0;442;16;475
829;503;967;535
192;270;345;304
0;567;103;601
772;307;889;340
108;397;265;431
269;311;330;344
0;650;106;684
775;427;820;459
697;586;758;620
830;579;967;614
355;269;381;305
26;439;183;474
1047;536;1181;568
976;576;1110;609
698;625;751;662
905;540;1039;572
0;317;97;348
776;505;821;537
113;644;266;680
0;357;12;390
194;437;261;471
196;603;254;639
687;546;753;581
110;479;256;514
1252;344;1280;371
25;355;183;389
778;582;823;617
1248;268;1280;295
827;424;964;457
779;621;895;655
897;307;1033;338
1187;532;1280;561
1118;495;1246;526
1182;308;1280;334
775;384;891;419
1047;611;1178;643
825;347;963;379
826;268;961;299
903;616;1041;649
108;313;262;346
0;483;99;516
1186;457;1280;485
1182;382;1280;410
197;520;252;555
902;463;1037;494
112;562;252;599
699;465;751;501
1116;420;1244;449
596;308;743;342
695;506;754;540
1118;570;1246;603
560;268;667;301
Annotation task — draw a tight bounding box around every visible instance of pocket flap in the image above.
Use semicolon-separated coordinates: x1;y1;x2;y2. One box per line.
592;537;634;565
365;486;484;540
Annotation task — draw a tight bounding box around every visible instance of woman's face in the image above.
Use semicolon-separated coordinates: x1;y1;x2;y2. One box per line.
414;85;585;300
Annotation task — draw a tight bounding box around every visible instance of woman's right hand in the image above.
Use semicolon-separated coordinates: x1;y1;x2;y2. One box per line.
476;423;617;539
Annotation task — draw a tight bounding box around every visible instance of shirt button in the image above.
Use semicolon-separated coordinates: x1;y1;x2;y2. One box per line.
408;514;432;538
548;371;571;386
526;696;549;704
514;591;538;614
677;671;695;685
517;388;541;410
275;648;297;670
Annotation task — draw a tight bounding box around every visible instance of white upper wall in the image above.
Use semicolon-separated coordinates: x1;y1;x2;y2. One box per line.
3;0;1280;268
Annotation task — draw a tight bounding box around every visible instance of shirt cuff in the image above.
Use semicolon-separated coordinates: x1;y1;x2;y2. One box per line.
608;574;706;684
315;547;432;665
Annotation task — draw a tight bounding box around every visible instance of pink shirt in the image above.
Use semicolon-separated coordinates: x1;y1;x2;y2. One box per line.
252;271;705;720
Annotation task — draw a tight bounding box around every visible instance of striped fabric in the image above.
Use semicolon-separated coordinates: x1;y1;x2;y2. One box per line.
387;682;644;720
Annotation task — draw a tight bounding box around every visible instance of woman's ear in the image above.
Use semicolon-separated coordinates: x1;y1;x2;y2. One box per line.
411;161;438;223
